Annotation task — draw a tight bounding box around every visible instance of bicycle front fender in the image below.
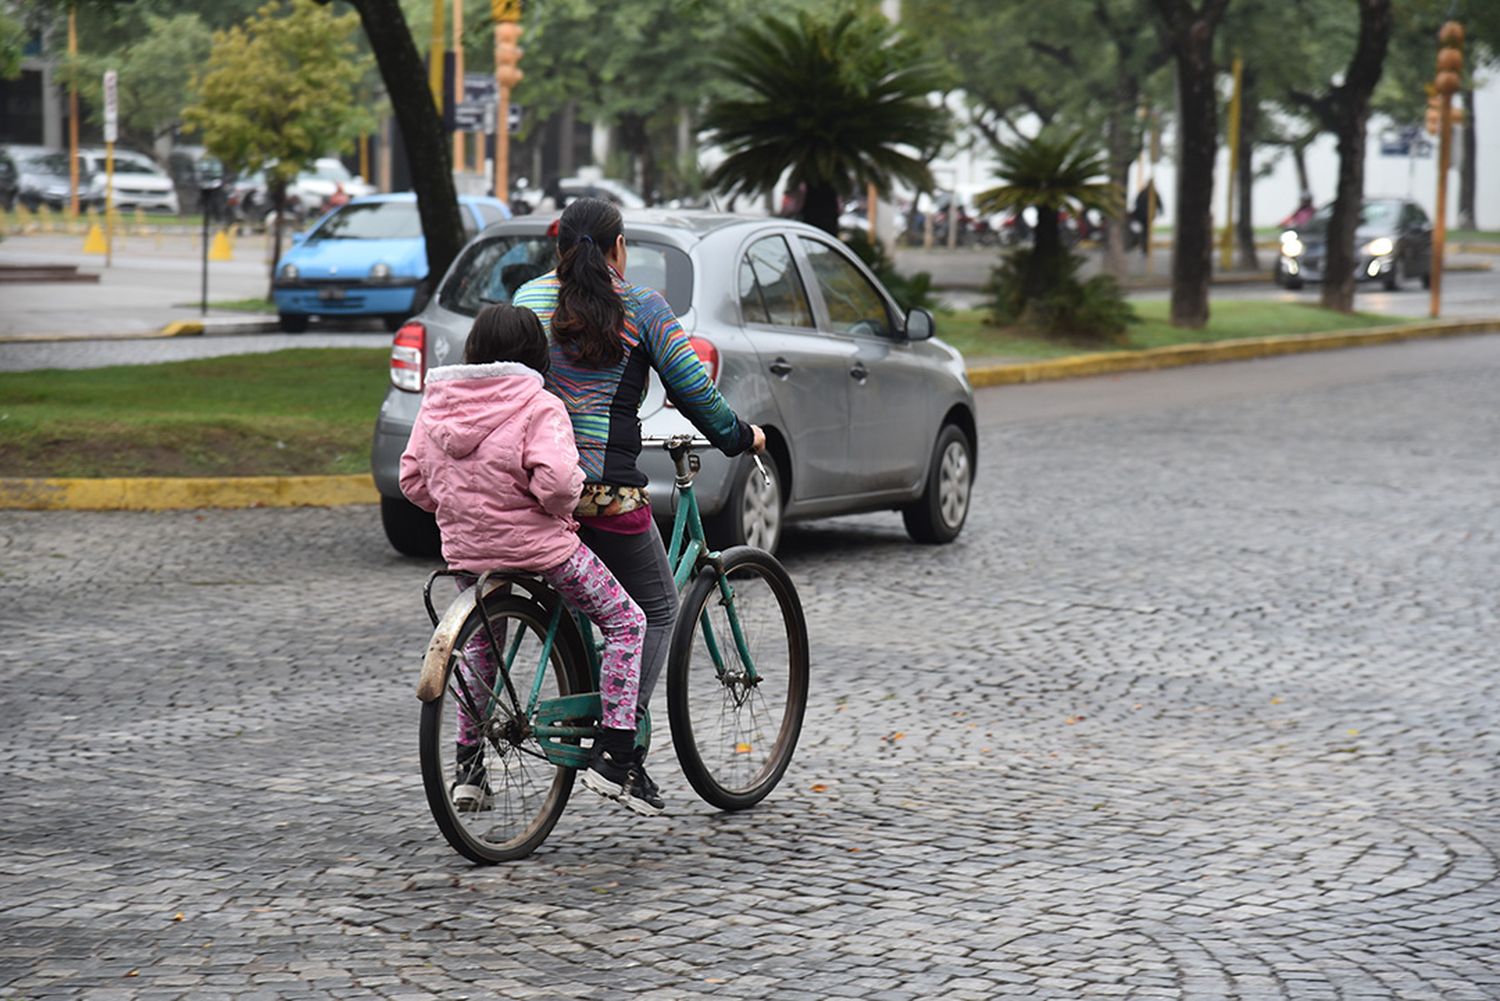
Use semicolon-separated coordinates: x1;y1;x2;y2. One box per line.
417;581;503;702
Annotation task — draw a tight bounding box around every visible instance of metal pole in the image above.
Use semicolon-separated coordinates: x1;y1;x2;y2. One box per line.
429;0;446;108
1430;92;1452;319
1220;55;1243;272
867;182;877;244
201;191;210;316
68;7;79;218
105;141;114;267
453;0;465;172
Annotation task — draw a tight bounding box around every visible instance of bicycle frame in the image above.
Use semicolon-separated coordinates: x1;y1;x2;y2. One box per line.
440;439;766;770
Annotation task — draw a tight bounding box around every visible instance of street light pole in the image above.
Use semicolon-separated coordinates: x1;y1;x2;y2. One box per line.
492;0;523;204
68;6;79;219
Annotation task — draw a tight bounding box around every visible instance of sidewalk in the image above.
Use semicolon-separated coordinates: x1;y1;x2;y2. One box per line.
0;231;278;339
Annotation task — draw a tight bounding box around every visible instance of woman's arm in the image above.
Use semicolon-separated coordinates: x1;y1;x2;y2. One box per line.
399;422;438;512
636;289;755;455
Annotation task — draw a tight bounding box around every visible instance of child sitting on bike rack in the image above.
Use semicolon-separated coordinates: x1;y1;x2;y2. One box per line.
399;303;661;816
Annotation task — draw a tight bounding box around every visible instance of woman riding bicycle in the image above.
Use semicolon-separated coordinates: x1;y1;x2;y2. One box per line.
513;197;765;815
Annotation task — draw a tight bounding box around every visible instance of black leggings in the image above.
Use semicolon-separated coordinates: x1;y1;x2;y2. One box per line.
576;520;678;720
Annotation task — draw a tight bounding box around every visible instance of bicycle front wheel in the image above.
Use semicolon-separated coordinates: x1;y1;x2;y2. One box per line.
419;594;585;864
667;546;809;810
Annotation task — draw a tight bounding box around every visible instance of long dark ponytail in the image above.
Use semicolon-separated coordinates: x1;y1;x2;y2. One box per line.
553;197;625;368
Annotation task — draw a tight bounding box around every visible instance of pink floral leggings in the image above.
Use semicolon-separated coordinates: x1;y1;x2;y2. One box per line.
455;543;645;743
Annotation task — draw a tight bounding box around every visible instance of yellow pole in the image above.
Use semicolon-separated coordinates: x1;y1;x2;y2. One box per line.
1431;91;1452;318
68;7;80;218
359;133;370;186
867;182;877;244
493;5;523;202
1220;55;1243;272
429;0;446;109
453;0;465;171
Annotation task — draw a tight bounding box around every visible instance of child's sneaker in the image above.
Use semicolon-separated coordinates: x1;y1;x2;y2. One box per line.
622;760;666;817
581;728;635;801
451;742;491;812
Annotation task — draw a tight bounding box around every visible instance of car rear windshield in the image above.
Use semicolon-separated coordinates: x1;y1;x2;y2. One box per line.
307;202;422;242
439;234;693;318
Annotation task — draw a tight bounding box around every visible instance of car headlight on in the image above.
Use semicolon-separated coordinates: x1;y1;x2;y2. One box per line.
1364;237;1395;258
369;262;392;283
278;263;299;281
1281;235;1304;258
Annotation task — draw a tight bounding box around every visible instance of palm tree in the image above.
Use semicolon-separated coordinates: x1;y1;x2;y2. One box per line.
978;131;1121;302
702;7;951;236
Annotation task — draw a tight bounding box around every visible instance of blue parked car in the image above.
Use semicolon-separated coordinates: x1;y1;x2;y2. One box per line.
272;193;511;332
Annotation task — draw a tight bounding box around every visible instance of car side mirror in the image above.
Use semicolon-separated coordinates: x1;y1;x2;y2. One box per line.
904;307;934;341
291;232;307;245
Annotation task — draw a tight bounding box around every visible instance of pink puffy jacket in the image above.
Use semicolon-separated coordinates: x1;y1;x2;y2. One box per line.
399;361;584;572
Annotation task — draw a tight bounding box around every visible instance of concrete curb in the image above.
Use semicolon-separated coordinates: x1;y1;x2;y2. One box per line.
0;317;284;344
0;474;378;512
965;317;1500;387
5;318;1497;512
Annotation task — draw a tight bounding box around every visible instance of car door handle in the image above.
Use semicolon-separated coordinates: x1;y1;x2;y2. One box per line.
768;358;793;378
849;363;868;382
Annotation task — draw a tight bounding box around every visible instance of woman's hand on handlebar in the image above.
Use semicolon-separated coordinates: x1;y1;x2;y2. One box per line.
750;425;767;455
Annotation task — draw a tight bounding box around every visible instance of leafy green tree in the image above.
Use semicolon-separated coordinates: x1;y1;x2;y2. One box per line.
701;5;951;235
61;13;213;153
977;130;1121;302
1;9;26;80
184;0;375;295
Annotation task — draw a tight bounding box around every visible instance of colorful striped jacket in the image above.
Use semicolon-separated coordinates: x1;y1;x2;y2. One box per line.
512;271;753;487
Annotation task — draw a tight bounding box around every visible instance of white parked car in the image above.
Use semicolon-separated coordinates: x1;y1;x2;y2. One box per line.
290;158;376;207
76;148;180;214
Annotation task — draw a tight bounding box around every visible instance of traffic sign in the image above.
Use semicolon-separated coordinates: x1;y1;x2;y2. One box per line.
102;70;118;143
1380;124;1431;158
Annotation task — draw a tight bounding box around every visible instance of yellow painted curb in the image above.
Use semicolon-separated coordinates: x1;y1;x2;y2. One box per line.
965;318;1500;388
0;474;379;512
158;320;205;337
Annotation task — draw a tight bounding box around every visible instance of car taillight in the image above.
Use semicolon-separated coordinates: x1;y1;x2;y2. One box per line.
390;321;425;391
665;337;719;409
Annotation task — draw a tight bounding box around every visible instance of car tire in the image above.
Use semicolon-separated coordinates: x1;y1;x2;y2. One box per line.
1421;271;1432;289
1383;257;1402;292
707;453;784;555
1284;276;1305;290
383;314;407;333
278;313;309;334
381;495;442;558
902;424;973;545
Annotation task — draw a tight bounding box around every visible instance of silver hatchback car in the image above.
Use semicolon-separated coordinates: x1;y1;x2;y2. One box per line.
371;211;977;556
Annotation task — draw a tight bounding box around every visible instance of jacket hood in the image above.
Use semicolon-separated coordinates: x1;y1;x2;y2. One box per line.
419;362;546;459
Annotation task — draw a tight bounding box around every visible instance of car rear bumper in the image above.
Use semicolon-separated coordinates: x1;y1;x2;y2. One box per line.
109;190;179;213
275;283;420;317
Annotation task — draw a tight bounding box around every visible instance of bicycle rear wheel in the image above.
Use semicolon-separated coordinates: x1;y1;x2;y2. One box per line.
419;593;585;863
667;546;809;810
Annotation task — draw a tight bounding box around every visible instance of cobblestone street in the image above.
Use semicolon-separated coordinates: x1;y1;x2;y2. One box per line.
2;338;1498;999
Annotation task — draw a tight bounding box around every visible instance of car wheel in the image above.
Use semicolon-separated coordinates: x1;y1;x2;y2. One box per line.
278;313;309;334
1421;271;1432;289
1383;257;1402;292
707;453;784;555
383;314;407;333
1284;276;1304;290
381;496;442;558
903;424;973;545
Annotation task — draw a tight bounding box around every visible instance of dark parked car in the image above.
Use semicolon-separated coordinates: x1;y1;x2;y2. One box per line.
1277;197;1433;291
0;148;19;209
371;211;977;557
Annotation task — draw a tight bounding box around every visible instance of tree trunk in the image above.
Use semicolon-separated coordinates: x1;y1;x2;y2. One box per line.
1161;12;1223;329
1292;141;1311;198
267;180;286;303
1459;86;1476;231
1320;0;1393;313
1027;205;1062;303
801;183;840;236
1235;67;1259;272
341;0;465;284
1104;68;1138;279
618;113;658;207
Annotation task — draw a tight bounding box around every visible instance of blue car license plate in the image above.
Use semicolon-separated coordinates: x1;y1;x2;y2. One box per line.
318;286;346;301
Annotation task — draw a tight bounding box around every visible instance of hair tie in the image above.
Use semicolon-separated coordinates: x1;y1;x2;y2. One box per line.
579;234;595;247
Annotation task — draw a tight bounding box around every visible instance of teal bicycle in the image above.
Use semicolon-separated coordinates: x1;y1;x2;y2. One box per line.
416;435;810;864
